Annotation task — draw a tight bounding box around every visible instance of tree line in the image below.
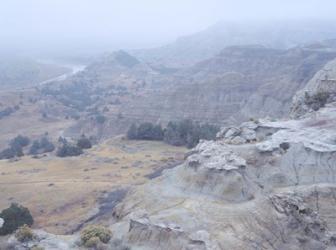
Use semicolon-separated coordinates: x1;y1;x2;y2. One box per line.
0;134;93;160
127;119;219;148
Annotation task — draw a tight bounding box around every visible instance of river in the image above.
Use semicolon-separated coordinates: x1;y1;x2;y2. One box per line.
37;60;87;86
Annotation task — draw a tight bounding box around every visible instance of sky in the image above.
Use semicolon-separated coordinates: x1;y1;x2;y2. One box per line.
0;0;335;56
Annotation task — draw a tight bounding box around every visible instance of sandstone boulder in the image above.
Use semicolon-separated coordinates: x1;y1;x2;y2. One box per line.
217;121;258;144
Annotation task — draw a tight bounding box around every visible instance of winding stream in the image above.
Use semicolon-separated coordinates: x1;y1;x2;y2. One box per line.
37;60;87;86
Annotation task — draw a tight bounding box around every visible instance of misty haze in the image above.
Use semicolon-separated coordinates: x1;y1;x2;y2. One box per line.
1;0;336;249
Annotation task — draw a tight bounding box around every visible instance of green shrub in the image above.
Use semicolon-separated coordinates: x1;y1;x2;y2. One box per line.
77;135;92;149
0;147;21;159
10;135;30;148
0;135;32;159
126;123;163;141
0;203;33;235
81;225;112;247
29;140;40;155
56;143;83;157
58;136;67;144
96;115;106;124
41;82;94;111
137;123;163;140
127;124;138;140
304;91;330;111
0;107;15;119
84;236;101;248
163;121;184;146
29;137;55;155
39;137;55;152
127;120;219;148
164;120;219;148
15;224;34;242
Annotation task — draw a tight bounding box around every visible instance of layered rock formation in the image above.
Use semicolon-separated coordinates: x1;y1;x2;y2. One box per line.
291;58;336;118
119;46;336;125
51;46;336;140
109;102;336;249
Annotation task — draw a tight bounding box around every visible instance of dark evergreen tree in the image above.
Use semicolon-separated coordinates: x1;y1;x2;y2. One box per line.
29;137;55;155
29;140;40;155
0;147;17;159
164;121;183;146
10;135;30;148
127;120;219;148
0;134;30;159
136;122;155;140
95;115;106;124
40;137;55;153
152;124;164;140
0;203;33;235
77;135;92;149
58;136;67;144
127;123;138;139
56;144;83;157
164;120;219;148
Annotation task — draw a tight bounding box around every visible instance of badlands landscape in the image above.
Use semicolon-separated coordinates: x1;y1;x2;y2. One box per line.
1;1;336;250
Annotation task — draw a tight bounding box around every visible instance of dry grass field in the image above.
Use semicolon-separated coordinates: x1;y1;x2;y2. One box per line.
0;137;186;234
0;90;75;148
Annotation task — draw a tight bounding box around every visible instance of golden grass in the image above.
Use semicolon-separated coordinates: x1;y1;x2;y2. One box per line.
0;90;75;148
0;137;186;234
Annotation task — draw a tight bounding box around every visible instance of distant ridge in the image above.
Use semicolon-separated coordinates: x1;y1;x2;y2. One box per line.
133;20;336;67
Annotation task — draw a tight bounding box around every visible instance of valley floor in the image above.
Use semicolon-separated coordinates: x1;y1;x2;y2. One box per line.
0;137;186;234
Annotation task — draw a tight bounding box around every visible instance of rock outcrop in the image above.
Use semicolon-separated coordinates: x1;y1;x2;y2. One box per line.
123;46;336;126
291;58;336;118
128;218;207;250
5;230;75;250
110;103;336;250
216;120;258;144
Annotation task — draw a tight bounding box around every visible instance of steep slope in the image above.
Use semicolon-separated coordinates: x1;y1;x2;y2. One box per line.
40;46;336;140
81;50;157;88
121;46;336;125
291;57;336;118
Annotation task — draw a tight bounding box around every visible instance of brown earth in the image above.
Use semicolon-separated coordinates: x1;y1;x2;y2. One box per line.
0;137;186;234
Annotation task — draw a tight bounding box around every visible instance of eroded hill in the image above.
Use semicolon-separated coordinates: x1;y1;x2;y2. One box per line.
34;45;336;141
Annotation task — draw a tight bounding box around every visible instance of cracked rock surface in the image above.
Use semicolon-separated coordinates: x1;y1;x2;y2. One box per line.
111;104;336;250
